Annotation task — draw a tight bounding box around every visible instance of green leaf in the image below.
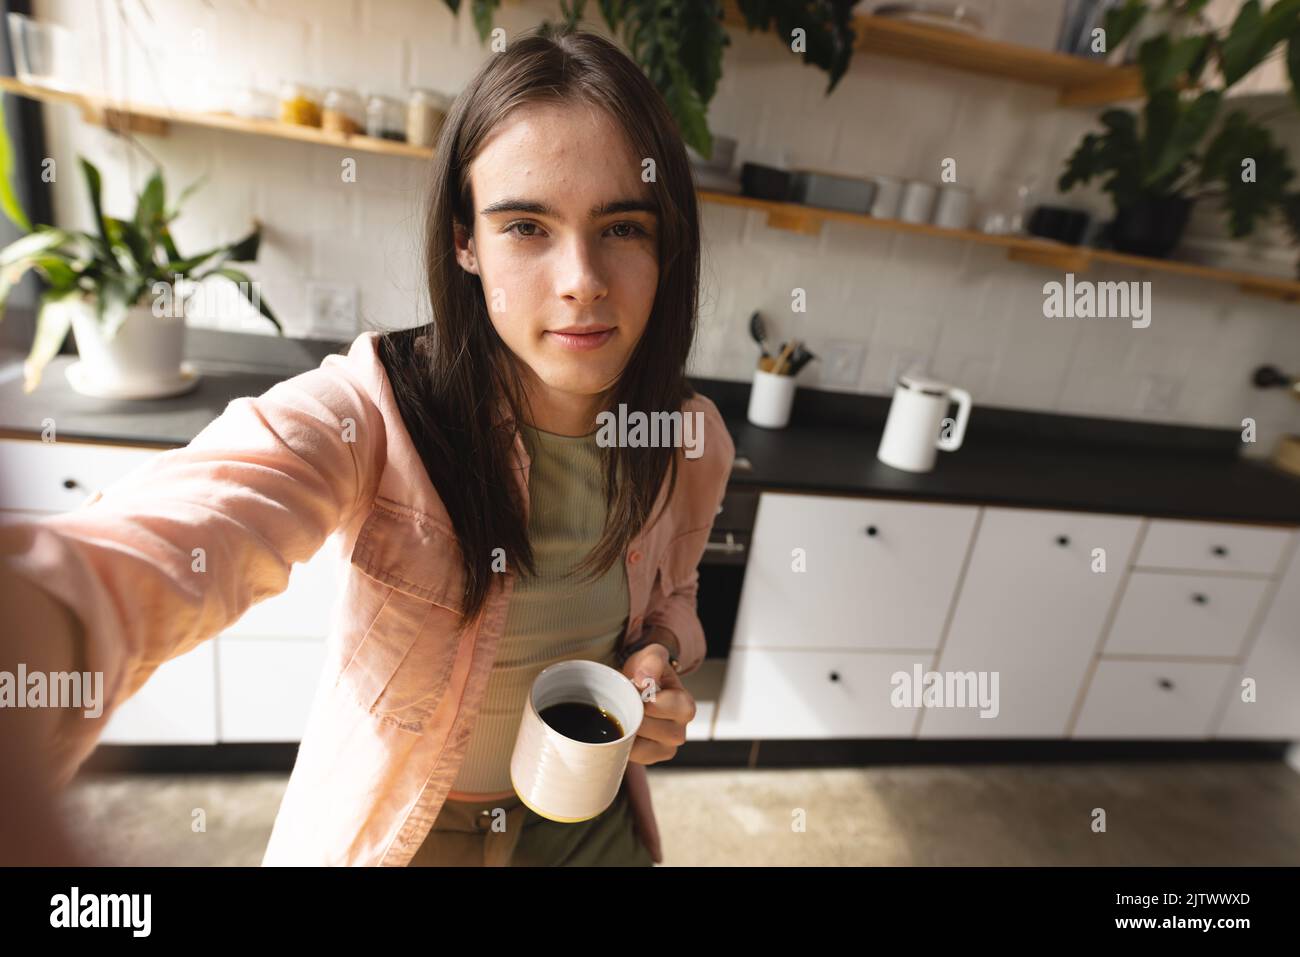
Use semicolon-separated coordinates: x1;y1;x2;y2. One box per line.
0;97;31;233
1103;0;1148;53
1147;89;1221;185
22;290;80;393
213;267;282;335
1288;29;1300;112
471;0;499;42
1220;0;1264;87
79;157;113;248
0;227;72;269
676;1;728;107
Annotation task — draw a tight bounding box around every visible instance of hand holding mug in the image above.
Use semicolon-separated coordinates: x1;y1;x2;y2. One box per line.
621;636;695;766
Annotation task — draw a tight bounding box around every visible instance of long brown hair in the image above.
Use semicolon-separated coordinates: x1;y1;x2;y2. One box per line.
372;24;701;634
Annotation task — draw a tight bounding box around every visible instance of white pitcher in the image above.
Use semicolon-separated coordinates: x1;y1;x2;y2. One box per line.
877;370;972;473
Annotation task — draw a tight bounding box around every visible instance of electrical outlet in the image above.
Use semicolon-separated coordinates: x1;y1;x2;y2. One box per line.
817;339;866;389
1137;374;1182;416
307;281;359;339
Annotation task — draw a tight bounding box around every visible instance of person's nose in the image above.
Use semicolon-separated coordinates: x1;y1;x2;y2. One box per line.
555;235;608;306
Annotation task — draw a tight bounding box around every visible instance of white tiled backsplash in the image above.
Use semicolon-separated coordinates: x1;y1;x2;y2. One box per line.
34;0;1300;453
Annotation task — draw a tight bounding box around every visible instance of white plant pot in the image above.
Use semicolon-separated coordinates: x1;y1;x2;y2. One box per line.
68;293;189;396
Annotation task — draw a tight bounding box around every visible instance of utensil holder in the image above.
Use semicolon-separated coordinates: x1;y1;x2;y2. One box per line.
748;367;797;429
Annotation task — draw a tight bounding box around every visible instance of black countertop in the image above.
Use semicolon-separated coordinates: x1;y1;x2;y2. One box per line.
3;328;1299;525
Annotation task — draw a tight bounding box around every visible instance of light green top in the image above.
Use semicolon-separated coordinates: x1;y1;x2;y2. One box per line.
450;421;630;793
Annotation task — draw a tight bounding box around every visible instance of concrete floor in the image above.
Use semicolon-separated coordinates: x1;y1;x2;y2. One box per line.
57;760;1300;865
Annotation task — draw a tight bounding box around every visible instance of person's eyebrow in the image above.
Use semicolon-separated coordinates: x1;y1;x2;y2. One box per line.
478;197;658;219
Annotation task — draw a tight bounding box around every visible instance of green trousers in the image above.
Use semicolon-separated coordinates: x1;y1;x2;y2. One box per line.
407;779;655;867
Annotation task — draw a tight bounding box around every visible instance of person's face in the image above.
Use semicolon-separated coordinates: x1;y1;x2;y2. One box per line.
454;100;659;414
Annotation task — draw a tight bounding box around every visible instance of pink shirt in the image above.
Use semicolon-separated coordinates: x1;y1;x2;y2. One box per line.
1;330;734;865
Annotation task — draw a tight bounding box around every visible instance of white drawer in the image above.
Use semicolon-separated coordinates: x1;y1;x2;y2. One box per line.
1134;519;1292;576
734;493;979;651
99;642;218;745
1104;572;1269;658
0;437;166;512
216;636;327;742
713;647;931;739
1072;660;1234;738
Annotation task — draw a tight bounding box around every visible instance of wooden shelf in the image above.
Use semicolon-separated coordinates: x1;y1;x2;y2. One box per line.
0;76;434;160
5;75;1297;303
698;190;1300;303
721;2;1142;106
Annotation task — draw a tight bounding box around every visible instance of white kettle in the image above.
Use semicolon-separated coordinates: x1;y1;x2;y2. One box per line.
876;370;972;473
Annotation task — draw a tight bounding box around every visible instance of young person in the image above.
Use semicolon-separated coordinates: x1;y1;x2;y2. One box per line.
0;24;734;866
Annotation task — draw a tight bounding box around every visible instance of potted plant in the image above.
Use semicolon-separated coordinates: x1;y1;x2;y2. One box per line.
448;0;858;159
0;155;279;395
1060;0;1300;259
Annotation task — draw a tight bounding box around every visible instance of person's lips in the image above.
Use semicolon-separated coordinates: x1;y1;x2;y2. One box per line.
545;326;616;351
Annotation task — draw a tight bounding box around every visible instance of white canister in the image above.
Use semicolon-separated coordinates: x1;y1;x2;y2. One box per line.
933;185;974;229
747;367;797;428
510;660;645;823
899;181;938;224
876;370;972;473
871;175;903;219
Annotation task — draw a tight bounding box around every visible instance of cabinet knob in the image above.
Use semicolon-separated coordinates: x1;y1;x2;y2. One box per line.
864;525;878;537
1211;545;1228;557
1191;593;1209;605
828;671;840;682
62;478;78;489
1055;534;1070;547
1157;678;1175;691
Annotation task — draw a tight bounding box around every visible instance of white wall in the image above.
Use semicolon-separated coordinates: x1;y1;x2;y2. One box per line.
29;0;1300;454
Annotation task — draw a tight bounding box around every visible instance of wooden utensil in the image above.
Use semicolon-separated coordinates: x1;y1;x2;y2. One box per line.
772;339;798;375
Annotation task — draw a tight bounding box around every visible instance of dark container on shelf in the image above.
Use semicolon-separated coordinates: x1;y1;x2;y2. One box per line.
1109;194;1194;258
1028;205;1091;245
740;162;793;202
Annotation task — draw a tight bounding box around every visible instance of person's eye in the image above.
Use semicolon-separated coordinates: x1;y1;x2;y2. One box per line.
504;221;544;238
607;221;649;239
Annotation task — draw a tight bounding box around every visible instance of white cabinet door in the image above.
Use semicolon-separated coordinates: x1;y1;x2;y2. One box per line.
733;493;979;651
1217;534;1300;738
714;647;932;739
216;636;328;742
918;507;1142;738
100;642;218;744
1103;571;1269;658
0;436;165;512
1073;661;1235;738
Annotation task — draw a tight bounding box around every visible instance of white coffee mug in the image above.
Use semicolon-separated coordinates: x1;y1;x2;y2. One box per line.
510;659;645;823
933;185;974;229
899;181;938;224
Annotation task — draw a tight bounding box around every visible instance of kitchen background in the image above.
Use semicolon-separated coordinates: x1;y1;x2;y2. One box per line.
4;0;1300;868
8;0;1300;447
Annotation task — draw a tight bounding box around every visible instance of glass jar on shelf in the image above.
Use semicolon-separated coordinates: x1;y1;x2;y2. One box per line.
279;81;321;126
322;88;363;136
365;93;406;141
406;88;450;148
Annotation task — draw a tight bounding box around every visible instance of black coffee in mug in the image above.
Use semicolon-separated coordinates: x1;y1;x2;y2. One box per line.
540;701;625;744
